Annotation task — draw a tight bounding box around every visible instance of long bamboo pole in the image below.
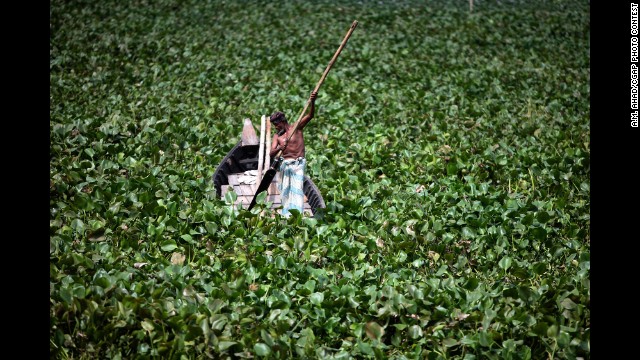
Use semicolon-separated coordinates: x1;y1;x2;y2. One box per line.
275;20;359;157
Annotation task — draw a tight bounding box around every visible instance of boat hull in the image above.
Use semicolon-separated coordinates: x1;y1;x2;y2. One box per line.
213;141;326;216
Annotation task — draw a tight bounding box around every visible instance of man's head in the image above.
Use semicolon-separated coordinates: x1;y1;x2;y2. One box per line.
270;111;287;133
270;111;286;125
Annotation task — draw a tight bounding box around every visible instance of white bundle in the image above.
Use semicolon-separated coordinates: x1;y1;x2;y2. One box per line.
238;170;258;184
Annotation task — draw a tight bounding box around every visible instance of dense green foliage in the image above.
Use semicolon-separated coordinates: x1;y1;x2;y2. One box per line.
50;0;590;359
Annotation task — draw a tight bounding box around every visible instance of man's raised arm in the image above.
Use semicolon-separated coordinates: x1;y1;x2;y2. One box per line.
298;91;317;129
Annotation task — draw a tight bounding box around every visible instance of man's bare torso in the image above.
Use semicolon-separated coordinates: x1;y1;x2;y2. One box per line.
275;125;305;160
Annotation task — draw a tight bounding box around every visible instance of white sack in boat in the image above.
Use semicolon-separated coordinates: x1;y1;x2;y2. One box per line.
238;170;258;184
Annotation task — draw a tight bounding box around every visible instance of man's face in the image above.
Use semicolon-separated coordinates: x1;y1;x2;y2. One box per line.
271;117;286;131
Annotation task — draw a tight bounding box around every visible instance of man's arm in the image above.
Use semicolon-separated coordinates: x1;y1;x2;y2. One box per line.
297;91;317;129
269;133;281;158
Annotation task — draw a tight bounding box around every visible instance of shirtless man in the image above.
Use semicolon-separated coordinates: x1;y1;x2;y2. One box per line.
269;91;318;160
268;91;318;216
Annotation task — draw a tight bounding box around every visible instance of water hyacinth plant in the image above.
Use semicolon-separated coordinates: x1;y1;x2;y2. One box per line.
51;0;589;358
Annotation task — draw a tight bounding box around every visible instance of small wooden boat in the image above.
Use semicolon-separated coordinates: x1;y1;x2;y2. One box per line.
212;117;326;216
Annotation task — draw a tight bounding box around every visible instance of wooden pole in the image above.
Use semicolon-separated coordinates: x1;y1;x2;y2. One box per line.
265;117;271;187
256;115;266;191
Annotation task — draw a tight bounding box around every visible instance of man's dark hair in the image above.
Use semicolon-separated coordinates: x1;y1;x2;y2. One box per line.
270;111;286;124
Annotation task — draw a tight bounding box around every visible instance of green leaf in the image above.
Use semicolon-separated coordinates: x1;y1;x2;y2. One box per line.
260;329;275;347
460;335;477;346
256;190;267;204
498;256;512;270
536;211;551;223
442;338;458;347
59;287;72;305
532;262;547;275
560;297;577;310
310;292;324;305
218;341;236;351
141;319;155;332
408;325;423;339
462;226;476;238
70;219;85;233
225;191;237;204
463;277;479;291
94;276;111;288
72;284;86;299
521;213;534;226
531;227;547;240
358;341;374;355
302;217;317;227
304;280;316;293
532;322;549;336
254;343;271;356
580;182;590;192
205;222;218;234
180;234;196;244
161;240;178;252
446;161;458;175
479;331;493;347
393;323;407;330
557;331;571;347
209;299;227;314
211;314;228;331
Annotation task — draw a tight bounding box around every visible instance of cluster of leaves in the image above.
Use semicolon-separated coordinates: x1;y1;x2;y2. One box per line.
50;0;589;359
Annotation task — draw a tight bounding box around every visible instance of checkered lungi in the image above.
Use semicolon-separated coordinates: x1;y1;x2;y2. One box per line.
278;157;306;217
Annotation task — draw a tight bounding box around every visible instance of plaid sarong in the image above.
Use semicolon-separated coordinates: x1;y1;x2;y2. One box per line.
278;157;306;217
